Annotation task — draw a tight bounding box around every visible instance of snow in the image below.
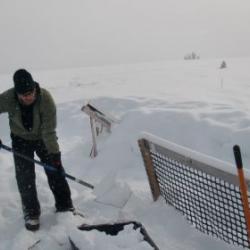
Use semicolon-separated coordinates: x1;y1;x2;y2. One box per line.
0;58;249;249
93;171;132;209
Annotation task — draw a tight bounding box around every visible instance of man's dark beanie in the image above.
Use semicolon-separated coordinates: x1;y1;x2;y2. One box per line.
13;69;36;95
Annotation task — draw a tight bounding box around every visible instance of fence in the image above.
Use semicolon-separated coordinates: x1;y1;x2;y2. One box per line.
138;132;250;249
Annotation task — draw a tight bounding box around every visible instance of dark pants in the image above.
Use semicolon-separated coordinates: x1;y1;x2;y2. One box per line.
11;134;73;218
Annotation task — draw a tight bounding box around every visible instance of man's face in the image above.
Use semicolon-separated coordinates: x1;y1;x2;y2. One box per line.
17;88;36;106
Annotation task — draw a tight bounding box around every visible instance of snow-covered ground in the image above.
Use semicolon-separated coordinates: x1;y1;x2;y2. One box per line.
0;58;249;249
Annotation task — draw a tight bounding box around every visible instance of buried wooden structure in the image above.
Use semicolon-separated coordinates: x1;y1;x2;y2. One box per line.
81;102;118;158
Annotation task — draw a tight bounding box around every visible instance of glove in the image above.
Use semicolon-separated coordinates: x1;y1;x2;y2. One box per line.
50;152;62;166
49;152;64;173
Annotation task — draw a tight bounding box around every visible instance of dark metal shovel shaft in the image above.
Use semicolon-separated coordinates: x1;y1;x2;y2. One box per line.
0;142;94;189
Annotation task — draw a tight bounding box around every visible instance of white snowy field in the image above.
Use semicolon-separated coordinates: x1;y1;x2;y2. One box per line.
0;58;250;249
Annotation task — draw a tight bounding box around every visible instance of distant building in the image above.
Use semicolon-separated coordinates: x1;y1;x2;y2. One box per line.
184;52;200;60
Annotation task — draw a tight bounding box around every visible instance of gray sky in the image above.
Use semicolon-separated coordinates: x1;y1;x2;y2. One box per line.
1;0;250;74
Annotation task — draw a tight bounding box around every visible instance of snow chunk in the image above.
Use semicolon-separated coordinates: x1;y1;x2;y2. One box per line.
94;171;132;208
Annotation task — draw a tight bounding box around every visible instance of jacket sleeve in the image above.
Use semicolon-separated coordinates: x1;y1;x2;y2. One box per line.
0;91;10;114
40;90;60;154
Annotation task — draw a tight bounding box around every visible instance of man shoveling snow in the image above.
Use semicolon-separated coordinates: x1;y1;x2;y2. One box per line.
0;69;74;231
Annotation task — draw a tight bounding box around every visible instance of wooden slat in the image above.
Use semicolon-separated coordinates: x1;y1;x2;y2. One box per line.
138;139;161;201
90;116;98;158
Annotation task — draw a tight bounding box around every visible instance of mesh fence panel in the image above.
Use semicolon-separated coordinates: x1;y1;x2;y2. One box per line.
140;138;250;249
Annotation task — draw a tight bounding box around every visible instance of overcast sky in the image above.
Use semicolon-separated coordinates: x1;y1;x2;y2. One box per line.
1;0;250;74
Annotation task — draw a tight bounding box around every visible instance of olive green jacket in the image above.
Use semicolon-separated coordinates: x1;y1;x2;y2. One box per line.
0;87;59;153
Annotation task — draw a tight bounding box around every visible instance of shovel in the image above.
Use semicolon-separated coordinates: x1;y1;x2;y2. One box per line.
0;141;132;209
0;141;94;189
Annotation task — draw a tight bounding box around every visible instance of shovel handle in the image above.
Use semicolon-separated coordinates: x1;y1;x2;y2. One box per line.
0;142;94;189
